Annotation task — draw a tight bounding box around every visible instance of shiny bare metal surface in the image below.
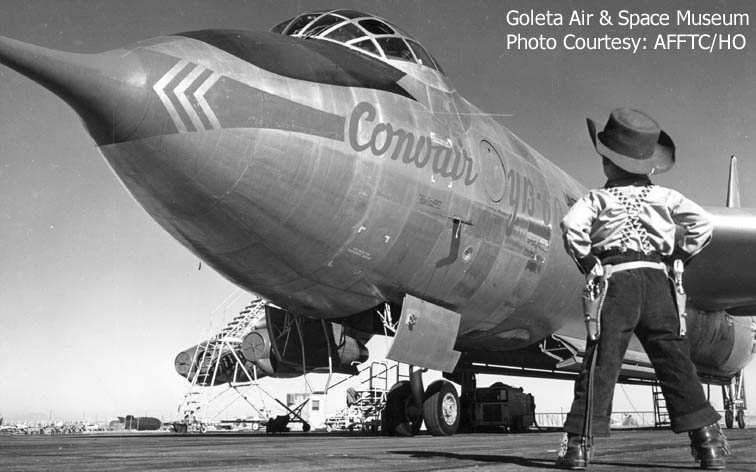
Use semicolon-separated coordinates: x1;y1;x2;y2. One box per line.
1;429;756;471
0;9;753;392
0;18;590;347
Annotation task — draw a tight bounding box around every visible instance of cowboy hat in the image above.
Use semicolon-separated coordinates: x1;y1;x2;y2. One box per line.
587;108;675;174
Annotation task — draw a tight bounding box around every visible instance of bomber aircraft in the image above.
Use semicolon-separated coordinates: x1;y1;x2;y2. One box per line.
0;9;754;436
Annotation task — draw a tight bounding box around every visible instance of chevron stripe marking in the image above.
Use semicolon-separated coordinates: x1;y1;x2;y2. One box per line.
175;64;207;132
195;72;222;130
153;59;190;133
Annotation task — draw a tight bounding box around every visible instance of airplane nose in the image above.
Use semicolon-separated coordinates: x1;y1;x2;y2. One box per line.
0;36;149;145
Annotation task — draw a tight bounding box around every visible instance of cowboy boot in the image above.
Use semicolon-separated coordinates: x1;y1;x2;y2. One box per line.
689;423;730;470
556;433;588;470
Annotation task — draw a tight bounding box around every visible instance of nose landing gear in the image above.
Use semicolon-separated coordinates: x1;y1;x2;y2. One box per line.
722;370;746;429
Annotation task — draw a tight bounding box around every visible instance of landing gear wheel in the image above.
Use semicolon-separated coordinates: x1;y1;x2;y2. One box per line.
422;380;460;436
381;380;422;437
302;422;311;433
725;410;734;429
737;409;746;429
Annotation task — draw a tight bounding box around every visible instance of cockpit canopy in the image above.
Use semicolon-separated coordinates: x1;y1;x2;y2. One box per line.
271;9;444;74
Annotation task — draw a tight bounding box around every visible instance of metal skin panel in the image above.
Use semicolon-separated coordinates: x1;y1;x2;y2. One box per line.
0;18;753;381
686;208;756;310
387;295;462;372
95;34;587;345
538;304;755;383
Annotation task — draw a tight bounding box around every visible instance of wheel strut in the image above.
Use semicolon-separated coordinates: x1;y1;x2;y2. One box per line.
409;365;426;409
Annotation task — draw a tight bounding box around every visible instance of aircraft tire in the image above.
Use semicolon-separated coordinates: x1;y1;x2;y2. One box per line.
381;381;422;437
423;380;460;436
725;409;734;429
737;409;746;429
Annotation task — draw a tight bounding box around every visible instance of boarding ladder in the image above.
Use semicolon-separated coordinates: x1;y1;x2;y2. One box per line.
191;298;266;386
652;384;670;427
176;297;268;428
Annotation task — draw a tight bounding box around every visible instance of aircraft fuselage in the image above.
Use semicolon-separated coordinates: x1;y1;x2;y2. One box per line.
0;15;751;377
90;30;590;352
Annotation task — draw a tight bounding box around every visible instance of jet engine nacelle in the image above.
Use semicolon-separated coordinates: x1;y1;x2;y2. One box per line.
174;304;370;386
174;342;251;386
240;304;370;378
686;304;755;380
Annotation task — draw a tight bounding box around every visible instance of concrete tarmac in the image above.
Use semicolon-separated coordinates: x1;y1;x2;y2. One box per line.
1;428;754;471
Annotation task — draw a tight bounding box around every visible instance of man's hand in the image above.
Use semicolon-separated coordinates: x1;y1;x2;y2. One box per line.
577;254;600;275
584;260;604;300
663;246;693;266
587;260;604;281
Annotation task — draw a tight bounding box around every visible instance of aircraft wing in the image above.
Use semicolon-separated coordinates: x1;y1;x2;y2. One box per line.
685;207;756;312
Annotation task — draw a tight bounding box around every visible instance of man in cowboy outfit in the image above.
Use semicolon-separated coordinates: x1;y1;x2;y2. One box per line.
558;108;730;470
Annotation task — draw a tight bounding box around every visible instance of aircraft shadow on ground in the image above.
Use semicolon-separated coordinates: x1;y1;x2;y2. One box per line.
390;450;729;470
390;451;559;469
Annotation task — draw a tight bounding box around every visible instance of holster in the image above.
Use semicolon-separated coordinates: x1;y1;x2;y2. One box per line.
582;277;607;342
671;259;688;337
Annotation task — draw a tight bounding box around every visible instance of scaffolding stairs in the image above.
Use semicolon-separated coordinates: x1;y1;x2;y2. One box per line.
191;298;266;386
175;297;268;429
652;384;670;428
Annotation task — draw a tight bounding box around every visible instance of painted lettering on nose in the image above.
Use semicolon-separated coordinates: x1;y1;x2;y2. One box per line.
348;102;477;185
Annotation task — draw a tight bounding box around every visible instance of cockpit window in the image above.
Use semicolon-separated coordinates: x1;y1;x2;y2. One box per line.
303;14;344;37
407;39;443;73
285;13;321;35
358;19;394;35
332;10;366;19
270;17;294;34
377;37;413;62
326;23;363;43
351;38;380;56
271;10;443;73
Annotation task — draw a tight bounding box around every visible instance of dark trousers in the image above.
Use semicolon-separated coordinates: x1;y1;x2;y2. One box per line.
564;256;720;436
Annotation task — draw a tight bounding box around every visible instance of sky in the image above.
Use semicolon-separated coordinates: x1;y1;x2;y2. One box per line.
1;0;755;424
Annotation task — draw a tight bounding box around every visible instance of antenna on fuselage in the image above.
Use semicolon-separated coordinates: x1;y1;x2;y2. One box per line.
726;155;740;208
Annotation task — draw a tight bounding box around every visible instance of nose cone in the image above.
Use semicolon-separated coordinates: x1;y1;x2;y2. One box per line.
0;36;149;145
